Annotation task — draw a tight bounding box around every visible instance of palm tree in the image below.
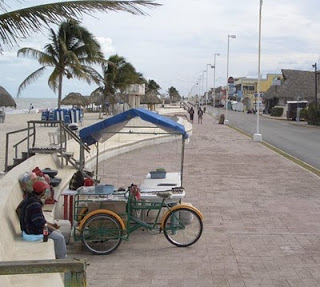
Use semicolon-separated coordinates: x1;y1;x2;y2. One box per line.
0;1;160;52
17;19;104;108
91;54;143;114
145;79;161;95
168;86;181;103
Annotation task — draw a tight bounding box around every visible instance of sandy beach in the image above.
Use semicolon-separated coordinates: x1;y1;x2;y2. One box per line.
0;111;102;174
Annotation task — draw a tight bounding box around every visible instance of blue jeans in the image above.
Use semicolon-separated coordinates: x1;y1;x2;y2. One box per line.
49;230;67;259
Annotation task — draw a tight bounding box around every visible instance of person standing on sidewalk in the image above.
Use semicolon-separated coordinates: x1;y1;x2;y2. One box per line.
188;107;195;123
198;107;204;124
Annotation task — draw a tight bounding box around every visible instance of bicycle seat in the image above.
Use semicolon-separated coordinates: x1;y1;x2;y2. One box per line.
156;191;173;199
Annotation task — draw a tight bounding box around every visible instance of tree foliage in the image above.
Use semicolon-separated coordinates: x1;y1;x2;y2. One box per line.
91;54;144;113
306;103;320;126
17;19;104;108
168;86;181;103
0;1;160;51
145;79;160;95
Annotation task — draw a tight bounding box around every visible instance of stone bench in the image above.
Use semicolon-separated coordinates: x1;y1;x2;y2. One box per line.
0;154;66;286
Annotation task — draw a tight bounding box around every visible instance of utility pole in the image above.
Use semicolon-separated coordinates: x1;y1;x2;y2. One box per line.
253;0;263;142
312;63;318;106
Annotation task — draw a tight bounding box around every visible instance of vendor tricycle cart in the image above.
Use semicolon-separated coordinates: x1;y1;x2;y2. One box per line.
72;108;204;254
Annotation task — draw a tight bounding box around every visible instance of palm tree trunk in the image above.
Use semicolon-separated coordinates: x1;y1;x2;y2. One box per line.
58;73;63;109
111;96;115;115
99;93;103;119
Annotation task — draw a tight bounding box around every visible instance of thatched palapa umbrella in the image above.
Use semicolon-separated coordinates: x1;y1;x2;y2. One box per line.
140;93;161;105
61;92;89;107
89;90;103;105
0;86;16;107
141;92;161;110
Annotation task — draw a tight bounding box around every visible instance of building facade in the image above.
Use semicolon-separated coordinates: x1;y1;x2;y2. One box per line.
234;74;282;111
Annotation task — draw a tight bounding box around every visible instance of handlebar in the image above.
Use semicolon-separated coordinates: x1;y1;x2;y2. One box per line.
124;190;129;199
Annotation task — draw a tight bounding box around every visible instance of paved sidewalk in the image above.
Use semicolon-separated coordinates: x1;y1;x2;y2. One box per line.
68;112;320;287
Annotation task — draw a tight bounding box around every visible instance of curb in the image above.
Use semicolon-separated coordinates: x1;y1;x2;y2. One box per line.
227;124;320;178
208;111;320;178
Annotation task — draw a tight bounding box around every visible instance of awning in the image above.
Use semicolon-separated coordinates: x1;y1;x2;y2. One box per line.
79;108;189;146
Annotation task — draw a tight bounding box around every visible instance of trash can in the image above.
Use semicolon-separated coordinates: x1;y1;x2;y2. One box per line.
219;114;225;124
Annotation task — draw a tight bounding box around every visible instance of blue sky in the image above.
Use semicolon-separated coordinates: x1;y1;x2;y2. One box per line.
1;0;320;99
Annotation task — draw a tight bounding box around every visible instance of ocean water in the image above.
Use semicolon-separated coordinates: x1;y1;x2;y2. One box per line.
5;98;72;114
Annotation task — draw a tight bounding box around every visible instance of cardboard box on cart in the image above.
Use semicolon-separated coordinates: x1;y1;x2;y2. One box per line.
87;201;127;223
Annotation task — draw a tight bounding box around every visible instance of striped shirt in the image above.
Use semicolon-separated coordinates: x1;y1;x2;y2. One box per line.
19;194;46;235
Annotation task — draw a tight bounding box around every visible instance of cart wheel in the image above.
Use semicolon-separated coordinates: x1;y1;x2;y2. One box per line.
78;207;88;222
81;213;123;255
163;208;203;247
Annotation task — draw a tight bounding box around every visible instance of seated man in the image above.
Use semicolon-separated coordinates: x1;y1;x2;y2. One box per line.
19;180;67;259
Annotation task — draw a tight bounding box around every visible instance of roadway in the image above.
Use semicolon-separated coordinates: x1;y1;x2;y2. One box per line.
207;106;320;170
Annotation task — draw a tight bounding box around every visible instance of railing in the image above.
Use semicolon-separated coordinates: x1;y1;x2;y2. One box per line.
60;123;90;153
0;259;87;287
27;120;90;168
4;120;91;172
5;127;35;172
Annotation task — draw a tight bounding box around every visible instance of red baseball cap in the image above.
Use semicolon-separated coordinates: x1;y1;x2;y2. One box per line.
32;181;49;194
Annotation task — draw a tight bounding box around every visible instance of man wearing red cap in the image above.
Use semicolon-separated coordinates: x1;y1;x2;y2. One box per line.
19;180;67;259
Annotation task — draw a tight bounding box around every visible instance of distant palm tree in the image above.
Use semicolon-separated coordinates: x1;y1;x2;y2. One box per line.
17;19;104;108
145;79;161;95
0;1;160;52
91;54;143;114
168;86;181;103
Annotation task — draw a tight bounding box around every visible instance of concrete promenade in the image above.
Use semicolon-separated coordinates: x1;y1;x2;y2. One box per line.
68;112;320;287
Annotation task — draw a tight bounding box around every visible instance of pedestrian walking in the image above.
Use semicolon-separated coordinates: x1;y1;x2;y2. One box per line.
188;107;195;123
28;103;33;113
198;107;204;124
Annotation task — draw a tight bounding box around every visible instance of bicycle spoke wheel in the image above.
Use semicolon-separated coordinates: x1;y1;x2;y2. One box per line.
163;208;203;247
81;213;122;255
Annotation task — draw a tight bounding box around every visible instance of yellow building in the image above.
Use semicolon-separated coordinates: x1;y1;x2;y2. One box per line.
234;74;282;110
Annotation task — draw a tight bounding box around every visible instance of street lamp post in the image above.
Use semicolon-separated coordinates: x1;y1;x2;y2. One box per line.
253;0;263;141
224;34;236;125
197;80;200;106
202;69;208;106
189;84;196;100
214;53;220;113
312;63;318;106
202;71;206;106
206;64;214;108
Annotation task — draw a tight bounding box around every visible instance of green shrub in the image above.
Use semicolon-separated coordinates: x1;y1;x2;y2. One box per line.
299;108;308;120
307;103;320;126
271;107;283;117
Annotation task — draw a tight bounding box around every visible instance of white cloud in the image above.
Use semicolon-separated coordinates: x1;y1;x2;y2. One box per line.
96;37;115;56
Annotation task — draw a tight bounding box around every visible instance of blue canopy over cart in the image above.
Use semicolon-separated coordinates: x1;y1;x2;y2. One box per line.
78;108;189;184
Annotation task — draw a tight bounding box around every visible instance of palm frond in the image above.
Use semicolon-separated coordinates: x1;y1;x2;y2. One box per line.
0;1;160;48
43;44;59;66
17;47;48;61
17;66;46;96
70;64;96;84
81;65;103;84
47;68;61;92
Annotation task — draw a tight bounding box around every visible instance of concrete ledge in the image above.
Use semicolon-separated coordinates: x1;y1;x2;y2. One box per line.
9;239;62;286
0;153;64;286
